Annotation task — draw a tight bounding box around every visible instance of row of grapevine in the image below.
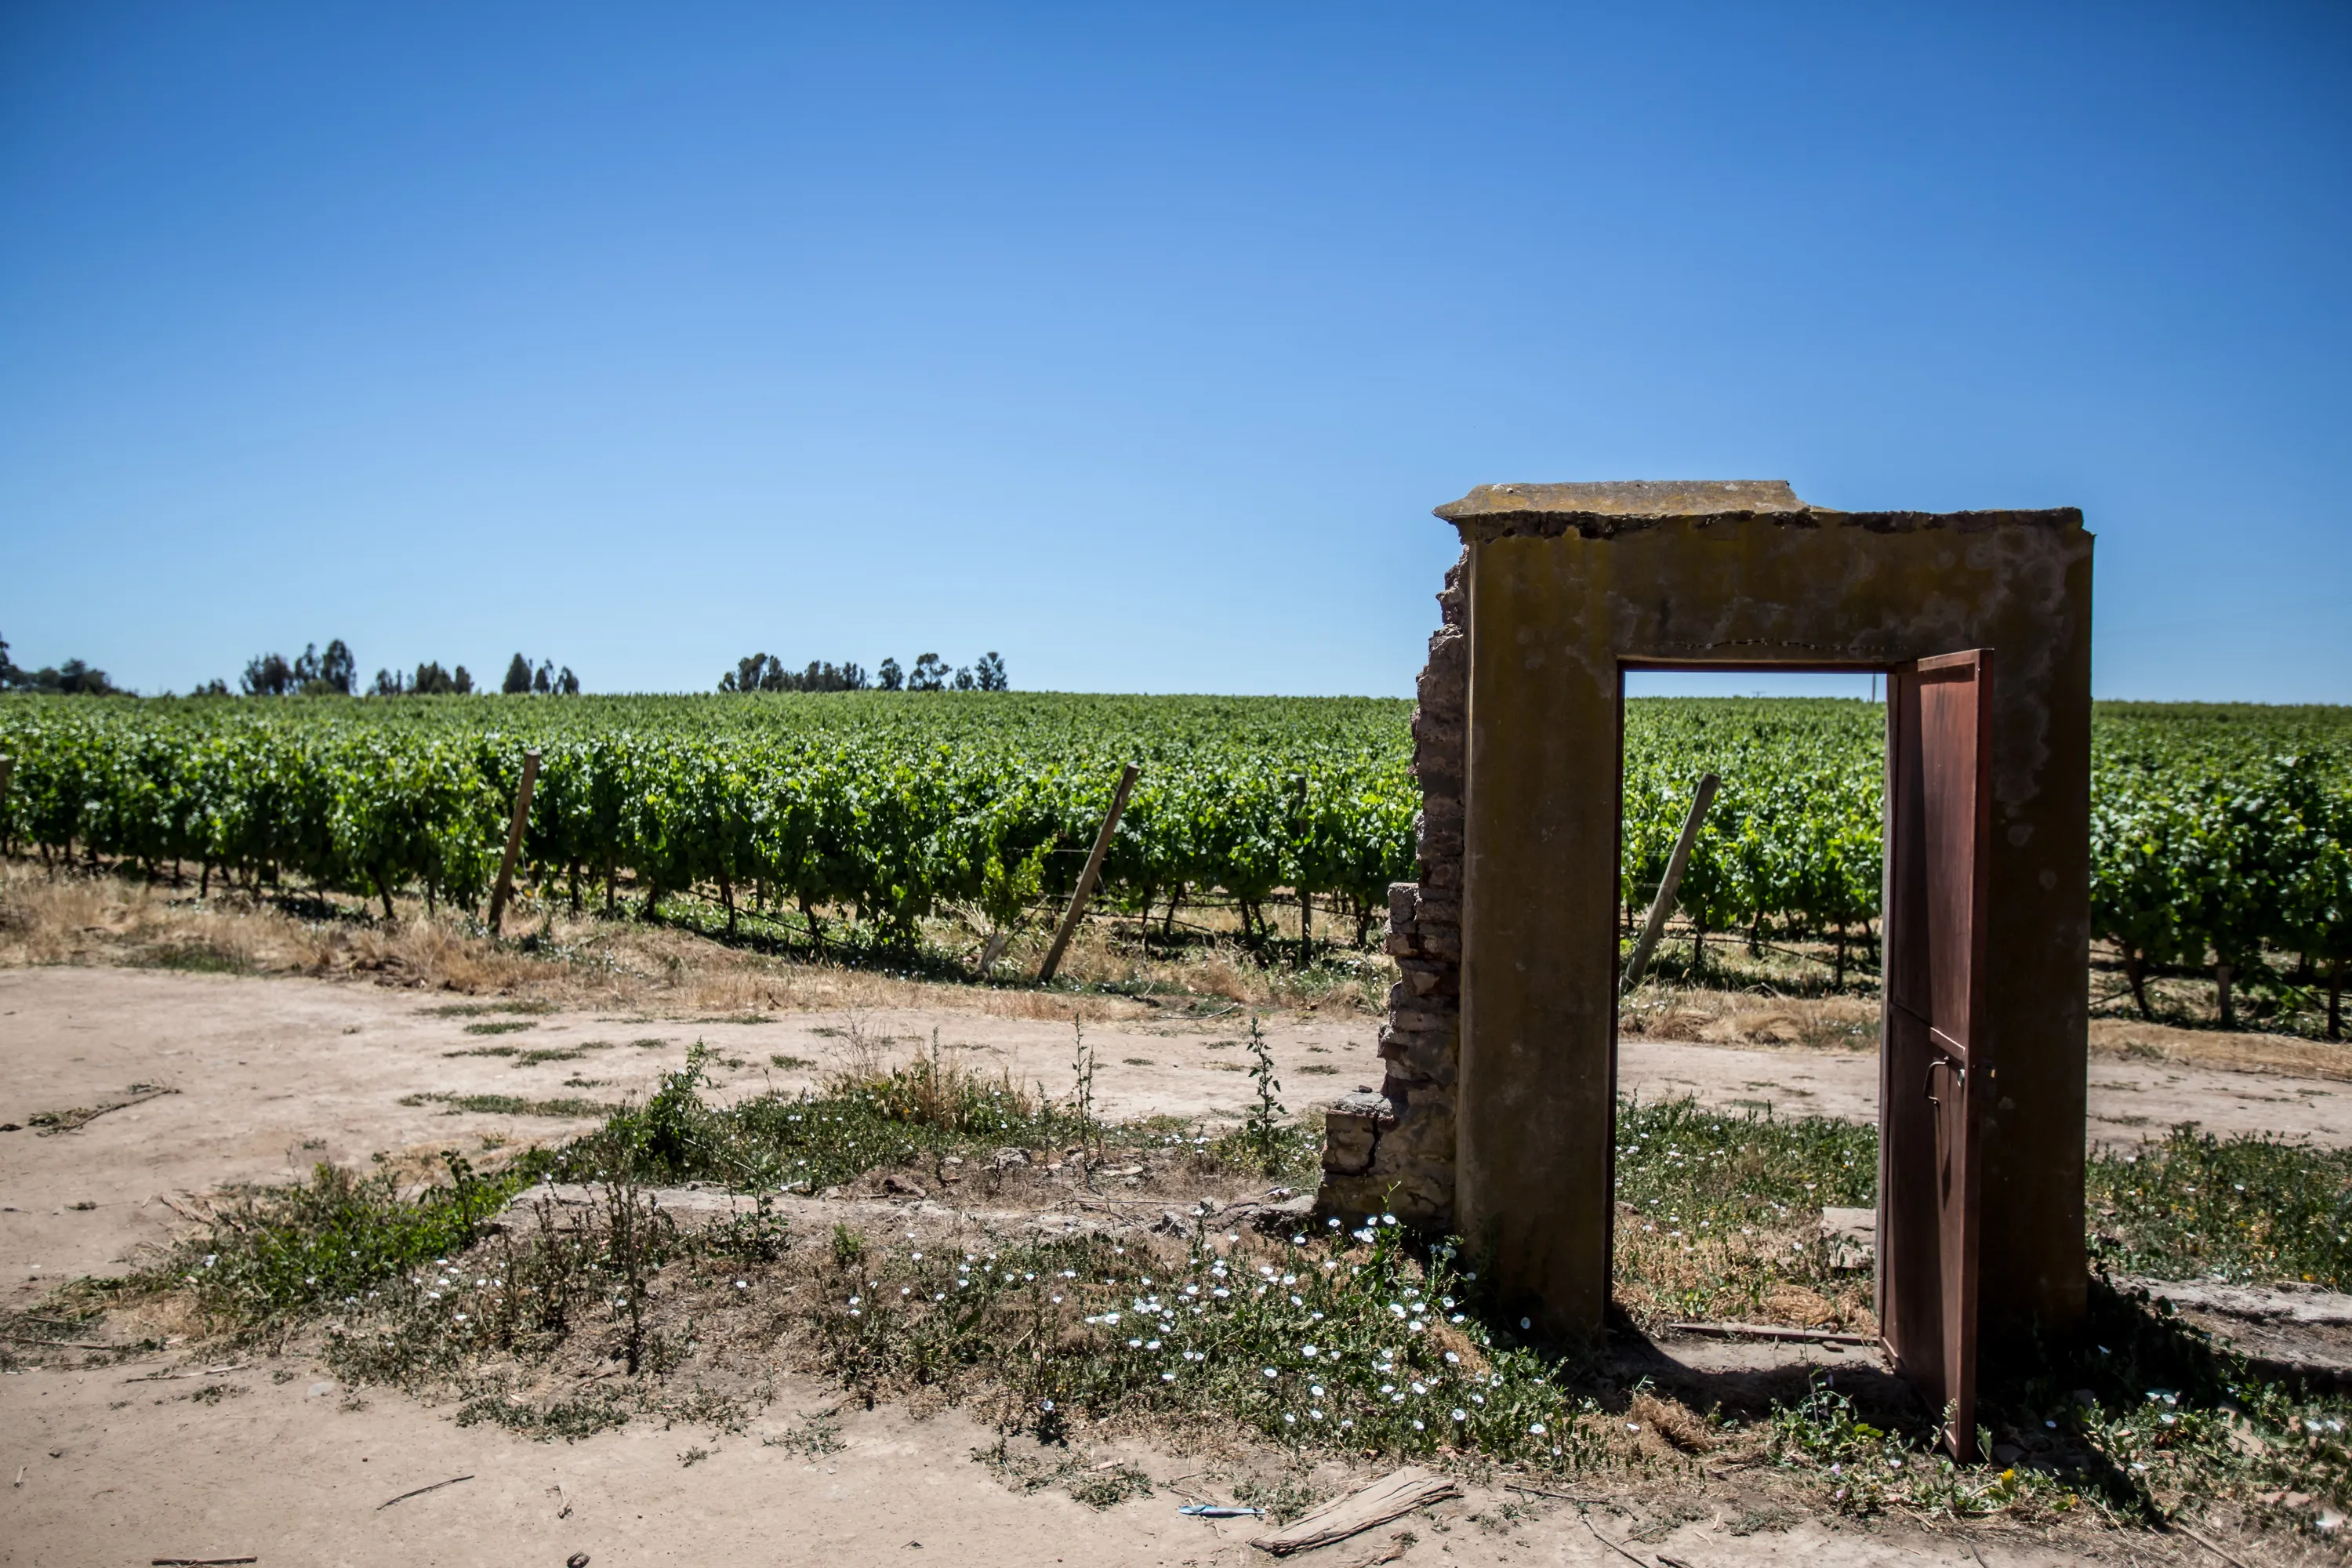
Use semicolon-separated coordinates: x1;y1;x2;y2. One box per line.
0;694;1421;935
1;695;2344;1013
1617;700;2351;1023
2089;708;2352;1024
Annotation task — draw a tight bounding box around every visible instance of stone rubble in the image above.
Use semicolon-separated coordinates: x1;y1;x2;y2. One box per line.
1316;551;1465;1229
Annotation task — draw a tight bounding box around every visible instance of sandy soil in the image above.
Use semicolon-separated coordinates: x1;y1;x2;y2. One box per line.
0;965;2323;1566
1622;1039;2349;1151
0;1355;2126;1568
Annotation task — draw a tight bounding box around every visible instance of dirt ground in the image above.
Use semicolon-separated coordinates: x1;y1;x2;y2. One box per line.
0;1356;2118;1568
3;964;2338;1566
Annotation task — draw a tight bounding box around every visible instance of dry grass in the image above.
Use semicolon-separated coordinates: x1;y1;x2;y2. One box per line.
1618;983;1879;1053
2089;1018;2352;1081
1610;1214;1875;1335
0;858;1392;1022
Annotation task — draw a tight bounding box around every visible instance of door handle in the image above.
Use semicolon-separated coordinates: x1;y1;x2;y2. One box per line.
1922;1055;1964;1107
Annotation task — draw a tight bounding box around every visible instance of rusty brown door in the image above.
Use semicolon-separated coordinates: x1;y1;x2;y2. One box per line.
1880;650;1994;1461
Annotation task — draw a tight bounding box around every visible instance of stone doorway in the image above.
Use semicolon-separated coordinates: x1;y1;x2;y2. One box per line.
1317;481;2094;1425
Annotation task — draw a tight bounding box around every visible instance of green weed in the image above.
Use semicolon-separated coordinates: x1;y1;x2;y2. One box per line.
400;1092;614;1118
419;1001;557;1018
139;1152;524;1334
2089;1126;2352;1287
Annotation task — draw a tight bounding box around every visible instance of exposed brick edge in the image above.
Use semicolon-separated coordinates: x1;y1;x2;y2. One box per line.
1315;549;1466;1229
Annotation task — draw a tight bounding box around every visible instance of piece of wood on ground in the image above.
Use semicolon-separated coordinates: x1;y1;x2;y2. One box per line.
31;1083;178;1136
2;1334;127;1350
1247;1467;1460;1556
1666;1320;1876;1345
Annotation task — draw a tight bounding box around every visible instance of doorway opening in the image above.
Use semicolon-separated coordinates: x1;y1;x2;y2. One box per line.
1610;656;1995;1457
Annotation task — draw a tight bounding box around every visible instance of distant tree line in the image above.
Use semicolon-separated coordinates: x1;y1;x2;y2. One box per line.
0;631;121;695
238;642;583;698
369;662;473;695
721;651;1007;693
241;640;358;696
500;653;581;695
2;629;587;699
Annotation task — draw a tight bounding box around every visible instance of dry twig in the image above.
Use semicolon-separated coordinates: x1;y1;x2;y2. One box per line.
1582;1514;1650;1566
377;1473;473;1510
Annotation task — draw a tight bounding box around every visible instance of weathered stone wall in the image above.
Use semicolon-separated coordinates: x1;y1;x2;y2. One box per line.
1316;550;1468;1228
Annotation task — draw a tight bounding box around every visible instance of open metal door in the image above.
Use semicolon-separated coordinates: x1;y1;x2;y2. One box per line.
1880;650;1994;1461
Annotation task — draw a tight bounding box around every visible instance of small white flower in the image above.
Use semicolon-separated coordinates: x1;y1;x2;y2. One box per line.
1529;1422;1546;1436
1452;1408;1467;1421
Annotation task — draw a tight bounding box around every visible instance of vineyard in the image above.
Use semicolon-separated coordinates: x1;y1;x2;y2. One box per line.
0;693;2345;1027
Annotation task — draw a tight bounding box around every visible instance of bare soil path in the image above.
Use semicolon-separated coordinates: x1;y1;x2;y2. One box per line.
1621;1038;2349;1150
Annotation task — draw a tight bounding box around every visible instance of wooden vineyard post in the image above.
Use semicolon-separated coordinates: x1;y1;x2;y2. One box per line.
486;749;541;935
0;755;12;854
1037;763;1140;984
1620;771;1719;991
1293;774;1311;957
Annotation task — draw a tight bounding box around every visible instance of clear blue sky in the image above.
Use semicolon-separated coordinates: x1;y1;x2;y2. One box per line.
2;2;2346;700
